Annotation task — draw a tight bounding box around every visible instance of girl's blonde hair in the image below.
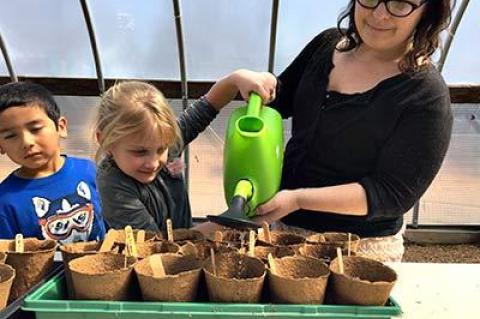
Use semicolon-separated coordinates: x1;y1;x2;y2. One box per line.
94;81;182;162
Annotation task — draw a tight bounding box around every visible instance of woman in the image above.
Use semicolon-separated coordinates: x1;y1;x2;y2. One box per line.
255;0;454;262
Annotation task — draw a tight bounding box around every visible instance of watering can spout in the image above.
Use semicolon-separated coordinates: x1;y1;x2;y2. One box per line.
207;180;261;229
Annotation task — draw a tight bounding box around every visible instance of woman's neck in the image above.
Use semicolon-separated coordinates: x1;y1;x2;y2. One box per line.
354;43;409;65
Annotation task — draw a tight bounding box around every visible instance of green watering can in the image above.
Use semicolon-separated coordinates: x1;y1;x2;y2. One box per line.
207;93;284;229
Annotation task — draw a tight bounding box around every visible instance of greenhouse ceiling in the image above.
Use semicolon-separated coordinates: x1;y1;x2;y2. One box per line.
0;0;478;100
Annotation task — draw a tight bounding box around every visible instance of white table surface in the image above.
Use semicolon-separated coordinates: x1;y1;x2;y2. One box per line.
388;262;480;319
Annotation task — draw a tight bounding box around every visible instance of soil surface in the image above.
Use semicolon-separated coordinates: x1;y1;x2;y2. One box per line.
403;242;480;263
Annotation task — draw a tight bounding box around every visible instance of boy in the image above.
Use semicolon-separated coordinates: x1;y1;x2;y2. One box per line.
0;82;106;243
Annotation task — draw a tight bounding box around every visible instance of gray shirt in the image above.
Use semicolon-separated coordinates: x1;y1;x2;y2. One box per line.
97;98;218;232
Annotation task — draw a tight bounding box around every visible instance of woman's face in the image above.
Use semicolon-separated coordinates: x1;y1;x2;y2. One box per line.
354;0;427;54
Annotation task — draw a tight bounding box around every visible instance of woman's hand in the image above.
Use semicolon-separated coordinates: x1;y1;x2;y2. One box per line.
254;190;300;224
204;69;277;110
230;69;277;103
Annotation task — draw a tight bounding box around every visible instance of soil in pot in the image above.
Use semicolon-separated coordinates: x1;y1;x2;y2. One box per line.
165;228;205;244
207;229;250;249
307;232;360;253
188;240;238;261
299;243;356;264
254;245;295;263
257;231;305;253
114;229;157;250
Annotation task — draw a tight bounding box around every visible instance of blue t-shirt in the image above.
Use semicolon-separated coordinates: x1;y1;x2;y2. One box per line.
0;156;106;243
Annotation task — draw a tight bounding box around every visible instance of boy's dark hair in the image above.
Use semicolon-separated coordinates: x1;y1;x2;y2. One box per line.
337;0;454;73
0;82;61;127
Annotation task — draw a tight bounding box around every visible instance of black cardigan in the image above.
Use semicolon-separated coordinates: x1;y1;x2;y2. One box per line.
271;29;453;237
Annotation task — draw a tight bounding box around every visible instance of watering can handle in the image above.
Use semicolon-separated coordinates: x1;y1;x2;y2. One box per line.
247;93;263;117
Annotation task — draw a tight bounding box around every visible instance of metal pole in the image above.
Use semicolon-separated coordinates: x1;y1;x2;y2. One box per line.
412;201;420;228
438;0;470;73
268;0;280;73
172;0;190;190
413;0;470;225
0;31;17;82
79;0;105;94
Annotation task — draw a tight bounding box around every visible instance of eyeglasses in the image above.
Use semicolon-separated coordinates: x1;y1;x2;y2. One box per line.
356;0;428;18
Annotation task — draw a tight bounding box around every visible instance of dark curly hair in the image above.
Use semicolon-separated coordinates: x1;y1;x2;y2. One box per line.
337;0;454;72
0;81;61;127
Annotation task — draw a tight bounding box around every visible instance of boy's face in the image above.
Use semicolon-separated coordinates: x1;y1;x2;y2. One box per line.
107;131;168;184
0;104;67;177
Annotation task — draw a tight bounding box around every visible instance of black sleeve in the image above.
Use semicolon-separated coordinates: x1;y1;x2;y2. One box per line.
271;28;340;118
359;76;453;221
177;97;219;147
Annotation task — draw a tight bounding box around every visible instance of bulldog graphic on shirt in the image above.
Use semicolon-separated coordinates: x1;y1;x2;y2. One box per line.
32;181;95;244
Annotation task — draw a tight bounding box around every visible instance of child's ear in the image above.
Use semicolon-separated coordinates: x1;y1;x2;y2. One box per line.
96;132;112;156
57;116;68;138
95;131;102;143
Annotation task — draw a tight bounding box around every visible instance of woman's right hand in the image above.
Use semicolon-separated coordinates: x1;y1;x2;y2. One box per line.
204;69;277;110
230;69;277;103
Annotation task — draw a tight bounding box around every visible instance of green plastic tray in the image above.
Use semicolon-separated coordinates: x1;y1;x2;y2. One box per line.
22;273;402;319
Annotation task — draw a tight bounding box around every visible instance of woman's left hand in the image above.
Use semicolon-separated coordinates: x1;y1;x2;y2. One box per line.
254;190;300;224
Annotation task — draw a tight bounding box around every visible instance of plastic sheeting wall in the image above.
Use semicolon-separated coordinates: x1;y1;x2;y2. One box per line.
0;0;479;83
0;98;478;224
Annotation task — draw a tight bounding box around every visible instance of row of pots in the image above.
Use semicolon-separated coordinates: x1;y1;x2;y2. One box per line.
0;228;388;310
107;228;362;256
62;240;397;306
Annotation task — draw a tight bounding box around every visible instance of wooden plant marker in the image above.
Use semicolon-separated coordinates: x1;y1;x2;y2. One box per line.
267;253;276;275
15;234;24;253
214;231;223;242
166;219;174;242
210;248;217;276
213;231;223;250
124;226;138;258
336;247;344;275
149;254;166;277
99;229;117;252
347;233;352;257
248;230;256;257
136;230;145;244
262;222;271;244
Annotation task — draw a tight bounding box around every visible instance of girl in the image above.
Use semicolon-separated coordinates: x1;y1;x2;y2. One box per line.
95;69;276;233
